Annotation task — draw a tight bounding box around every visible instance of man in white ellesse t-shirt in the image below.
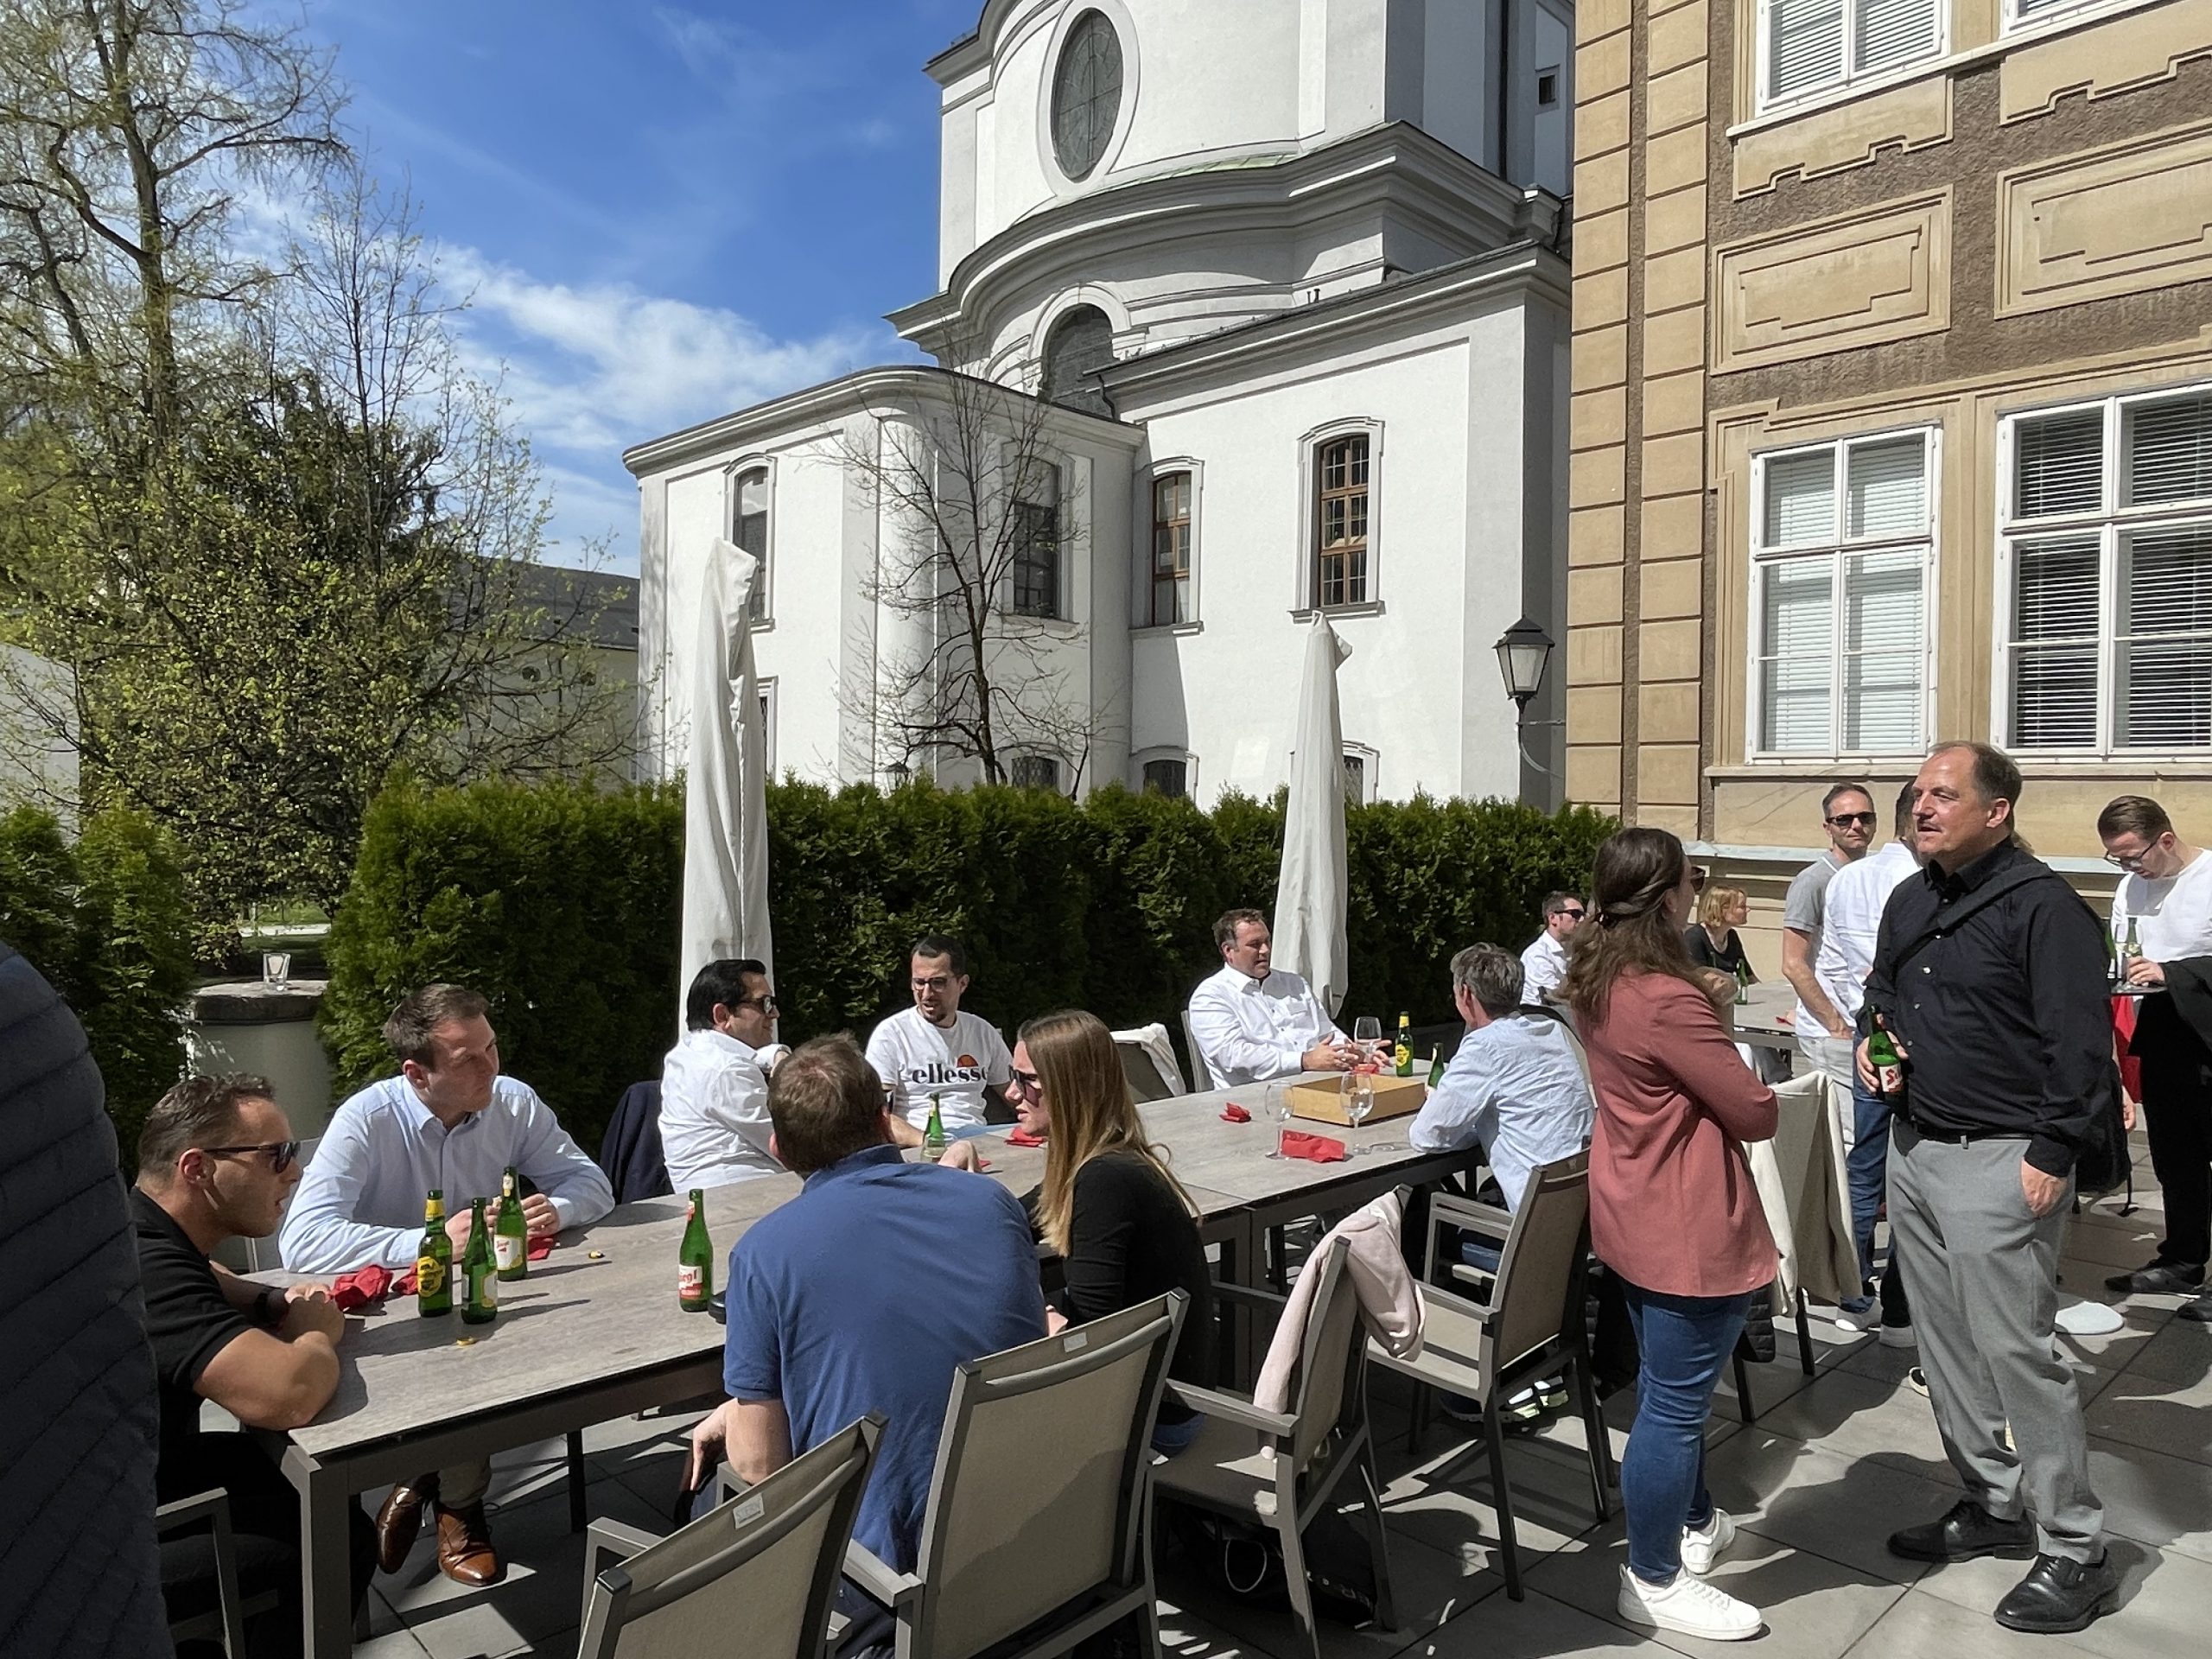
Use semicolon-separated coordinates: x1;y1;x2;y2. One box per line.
865;936;1014;1132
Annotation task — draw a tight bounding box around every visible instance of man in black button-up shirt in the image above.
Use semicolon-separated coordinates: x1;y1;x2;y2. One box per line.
1857;742;2116;1636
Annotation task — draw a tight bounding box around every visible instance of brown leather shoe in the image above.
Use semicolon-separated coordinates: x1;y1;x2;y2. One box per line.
435;1503;503;1586
373;1476;438;1573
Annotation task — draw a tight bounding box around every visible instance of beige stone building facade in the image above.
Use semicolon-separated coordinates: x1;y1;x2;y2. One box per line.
1567;0;2212;930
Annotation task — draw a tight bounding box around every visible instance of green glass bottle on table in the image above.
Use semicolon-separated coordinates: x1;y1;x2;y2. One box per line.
416;1188;452;1317
494;1165;528;1281
461;1198;498;1325
1392;1013;1413;1077
679;1188;715;1312
1733;960;1751;1006
1426;1047;1444;1089
923;1092;948;1161
2122;916;2142;986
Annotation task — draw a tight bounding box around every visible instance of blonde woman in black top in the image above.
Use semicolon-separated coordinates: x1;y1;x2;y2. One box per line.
1013;1008;1214;1452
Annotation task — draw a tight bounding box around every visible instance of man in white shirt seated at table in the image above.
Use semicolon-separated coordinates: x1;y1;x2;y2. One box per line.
865;935;1013;1134
662;957;790;1189
1186;907;1356;1087
278;982;614;1587
1518;892;1586;1006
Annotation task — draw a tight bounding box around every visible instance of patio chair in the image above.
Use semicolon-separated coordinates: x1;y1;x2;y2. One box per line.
1371;1151;1611;1600
1179;1009;1217;1091
1150;1241;1396;1659
1113;1023;1187;1101
574;1414;882;1659
157;1487;260;1658
843;1291;1187;1658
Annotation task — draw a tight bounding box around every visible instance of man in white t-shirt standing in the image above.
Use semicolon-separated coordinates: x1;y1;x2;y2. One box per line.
2100;796;2212;1306
1783;782;1877;1108
1518;892;1586;1006
660;958;790;1191
1186;908;1356;1088
1815;781;1921;1338
865;936;1014;1133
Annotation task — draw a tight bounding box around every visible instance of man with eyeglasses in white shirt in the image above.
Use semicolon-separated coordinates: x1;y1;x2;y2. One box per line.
866;935;1014;1134
1519;892;1586;1007
661;958;791;1191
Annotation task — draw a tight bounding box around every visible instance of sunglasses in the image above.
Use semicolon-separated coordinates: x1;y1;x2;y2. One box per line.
1827;812;1878;828
1559;907;1586;920
200;1140;302;1173
1010;1067;1042;1092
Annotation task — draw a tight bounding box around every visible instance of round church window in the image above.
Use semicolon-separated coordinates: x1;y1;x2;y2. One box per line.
1050;10;1122;181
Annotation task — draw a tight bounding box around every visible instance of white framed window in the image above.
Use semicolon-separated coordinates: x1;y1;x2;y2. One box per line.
1996;384;2212;755
1140;755;1188;797
757;677;778;775
1150;469;1192;626
1342;742;1377;804
1011;461;1063;620
1749;428;1937;758
1759;0;1944;110
728;461;772;623
1010;753;1063;791
2003;0;2107;28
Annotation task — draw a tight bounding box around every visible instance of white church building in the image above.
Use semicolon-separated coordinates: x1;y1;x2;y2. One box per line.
626;0;1575;806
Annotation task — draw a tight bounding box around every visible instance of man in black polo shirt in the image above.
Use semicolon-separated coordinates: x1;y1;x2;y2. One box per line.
1858;742;2115;1635
133;1074;375;1655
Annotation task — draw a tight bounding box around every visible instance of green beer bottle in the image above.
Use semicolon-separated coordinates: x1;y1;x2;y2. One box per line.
1426;1047;1444;1089
924;1092;948;1162
679;1188;714;1312
417;1189;452;1317
1393;1014;1413;1077
494;1165;528;1281
1866;1016;1904;1100
1733;959;1752;1006
461;1198;498;1325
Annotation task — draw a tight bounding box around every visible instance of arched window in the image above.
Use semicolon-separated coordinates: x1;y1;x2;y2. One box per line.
1141;756;1187;798
1010;753;1063;791
1051;10;1123;181
1041;306;1116;417
733;465;770;621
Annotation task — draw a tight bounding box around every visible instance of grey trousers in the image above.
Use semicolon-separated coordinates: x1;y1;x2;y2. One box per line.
1888;1122;2102;1560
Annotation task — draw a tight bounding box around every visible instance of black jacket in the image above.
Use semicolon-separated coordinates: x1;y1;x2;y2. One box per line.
0;943;172;1656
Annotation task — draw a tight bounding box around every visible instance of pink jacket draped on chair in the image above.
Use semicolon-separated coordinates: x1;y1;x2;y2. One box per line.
1254;1189;1425;1413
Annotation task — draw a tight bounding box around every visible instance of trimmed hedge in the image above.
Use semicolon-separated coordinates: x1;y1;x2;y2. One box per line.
0;804;196;1166
322;777;1615;1154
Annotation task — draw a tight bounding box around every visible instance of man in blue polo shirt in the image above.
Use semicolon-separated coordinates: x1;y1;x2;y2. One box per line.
687;1032;1044;1651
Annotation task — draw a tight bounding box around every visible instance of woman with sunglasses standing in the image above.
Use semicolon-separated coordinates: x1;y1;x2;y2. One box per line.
1560;828;1779;1643
1005;1009;1215;1453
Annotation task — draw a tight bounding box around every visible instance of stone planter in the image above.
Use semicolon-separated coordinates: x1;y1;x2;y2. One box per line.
183;978;335;1141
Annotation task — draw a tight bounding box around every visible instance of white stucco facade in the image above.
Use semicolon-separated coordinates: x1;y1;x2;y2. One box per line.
626;0;1574;806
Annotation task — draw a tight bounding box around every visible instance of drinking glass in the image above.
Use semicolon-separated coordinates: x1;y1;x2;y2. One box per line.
263;951;291;993
1262;1084;1292;1159
1351;1015;1382;1069
1347;1071;1376;1152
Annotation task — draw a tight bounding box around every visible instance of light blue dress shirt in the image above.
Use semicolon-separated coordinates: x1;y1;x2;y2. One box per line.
278;1074;615;1271
1408;1012;1594;1212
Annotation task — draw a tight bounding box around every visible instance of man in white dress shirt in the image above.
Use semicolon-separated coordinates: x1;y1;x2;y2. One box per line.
1815;781;1921;1338
1186;908;1354;1088
866;936;1014;1133
1517;892;1586;1006
661;958;789;1189
279;983;613;1586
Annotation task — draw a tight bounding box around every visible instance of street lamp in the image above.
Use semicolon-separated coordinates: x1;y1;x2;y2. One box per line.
1494;616;1560;781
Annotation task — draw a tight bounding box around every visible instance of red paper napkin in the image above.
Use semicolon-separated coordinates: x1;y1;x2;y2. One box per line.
1220;1103;1250;1123
1007;1128;1046;1147
1280;1130;1347;1164
328;1264;392;1311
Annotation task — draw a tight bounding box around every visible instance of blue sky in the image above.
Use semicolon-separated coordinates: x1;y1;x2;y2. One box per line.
300;2;978;570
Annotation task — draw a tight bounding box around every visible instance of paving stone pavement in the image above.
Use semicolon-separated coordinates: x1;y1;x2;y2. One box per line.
357;1173;2209;1657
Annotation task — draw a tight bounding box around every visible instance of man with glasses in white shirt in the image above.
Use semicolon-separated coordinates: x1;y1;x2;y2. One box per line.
2100;795;2212;1316
1519;892;1586;1007
661;958;790;1190
1187;908;1356;1088
1816;781;1921;1339
1783;783;1878;1110
866;935;1014;1134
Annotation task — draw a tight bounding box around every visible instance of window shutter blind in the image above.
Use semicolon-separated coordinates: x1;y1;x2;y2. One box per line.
1841;550;1926;752
1846;436;1927;538
2122;393;2212;508
1760;558;1835;749
1768;0;1847;98
2119;524;2212;747
1855;0;1939;71
1764;449;1837;545
2013;410;2103;518
2008;536;2101;747
2012;0;2077;17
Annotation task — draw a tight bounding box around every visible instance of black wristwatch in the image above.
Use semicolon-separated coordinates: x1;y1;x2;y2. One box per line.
255;1286;286;1328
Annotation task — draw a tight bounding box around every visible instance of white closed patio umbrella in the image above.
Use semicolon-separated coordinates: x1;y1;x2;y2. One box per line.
679;537;774;1027
1273;615;1351;1017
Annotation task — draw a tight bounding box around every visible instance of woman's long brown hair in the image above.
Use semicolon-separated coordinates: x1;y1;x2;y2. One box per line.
1023;1008;1196;1257
1558;826;1706;1024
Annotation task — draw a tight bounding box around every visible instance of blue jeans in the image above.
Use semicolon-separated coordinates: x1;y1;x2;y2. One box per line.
1618;1280;1751;1583
1846;1081;1911;1325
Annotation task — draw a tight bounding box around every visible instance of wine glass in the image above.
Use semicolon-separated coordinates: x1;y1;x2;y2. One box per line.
1262;1084;1292;1159
1346;1071;1376;1154
1351;1015;1382;1070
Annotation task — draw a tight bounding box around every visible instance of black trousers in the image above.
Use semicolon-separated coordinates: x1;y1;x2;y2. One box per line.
162;1433;376;1659
2139;1046;2212;1269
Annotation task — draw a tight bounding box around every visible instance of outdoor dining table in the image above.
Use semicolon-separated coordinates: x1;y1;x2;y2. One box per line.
264;1075;1480;1657
1730;978;1803;1053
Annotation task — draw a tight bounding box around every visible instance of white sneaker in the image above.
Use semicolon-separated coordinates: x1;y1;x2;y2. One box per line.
1834;1305;1881;1335
1618;1565;1763;1641
1878;1322;1916;1349
1680;1508;1738;1575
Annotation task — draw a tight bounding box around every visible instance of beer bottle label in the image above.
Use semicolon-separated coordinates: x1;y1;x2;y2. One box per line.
417;1256;444;1297
474;1266;497;1309
678;1264;705;1300
494;1236;523;1272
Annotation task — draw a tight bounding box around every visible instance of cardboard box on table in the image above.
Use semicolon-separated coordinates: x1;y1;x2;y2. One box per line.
1288;1071;1426;1126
